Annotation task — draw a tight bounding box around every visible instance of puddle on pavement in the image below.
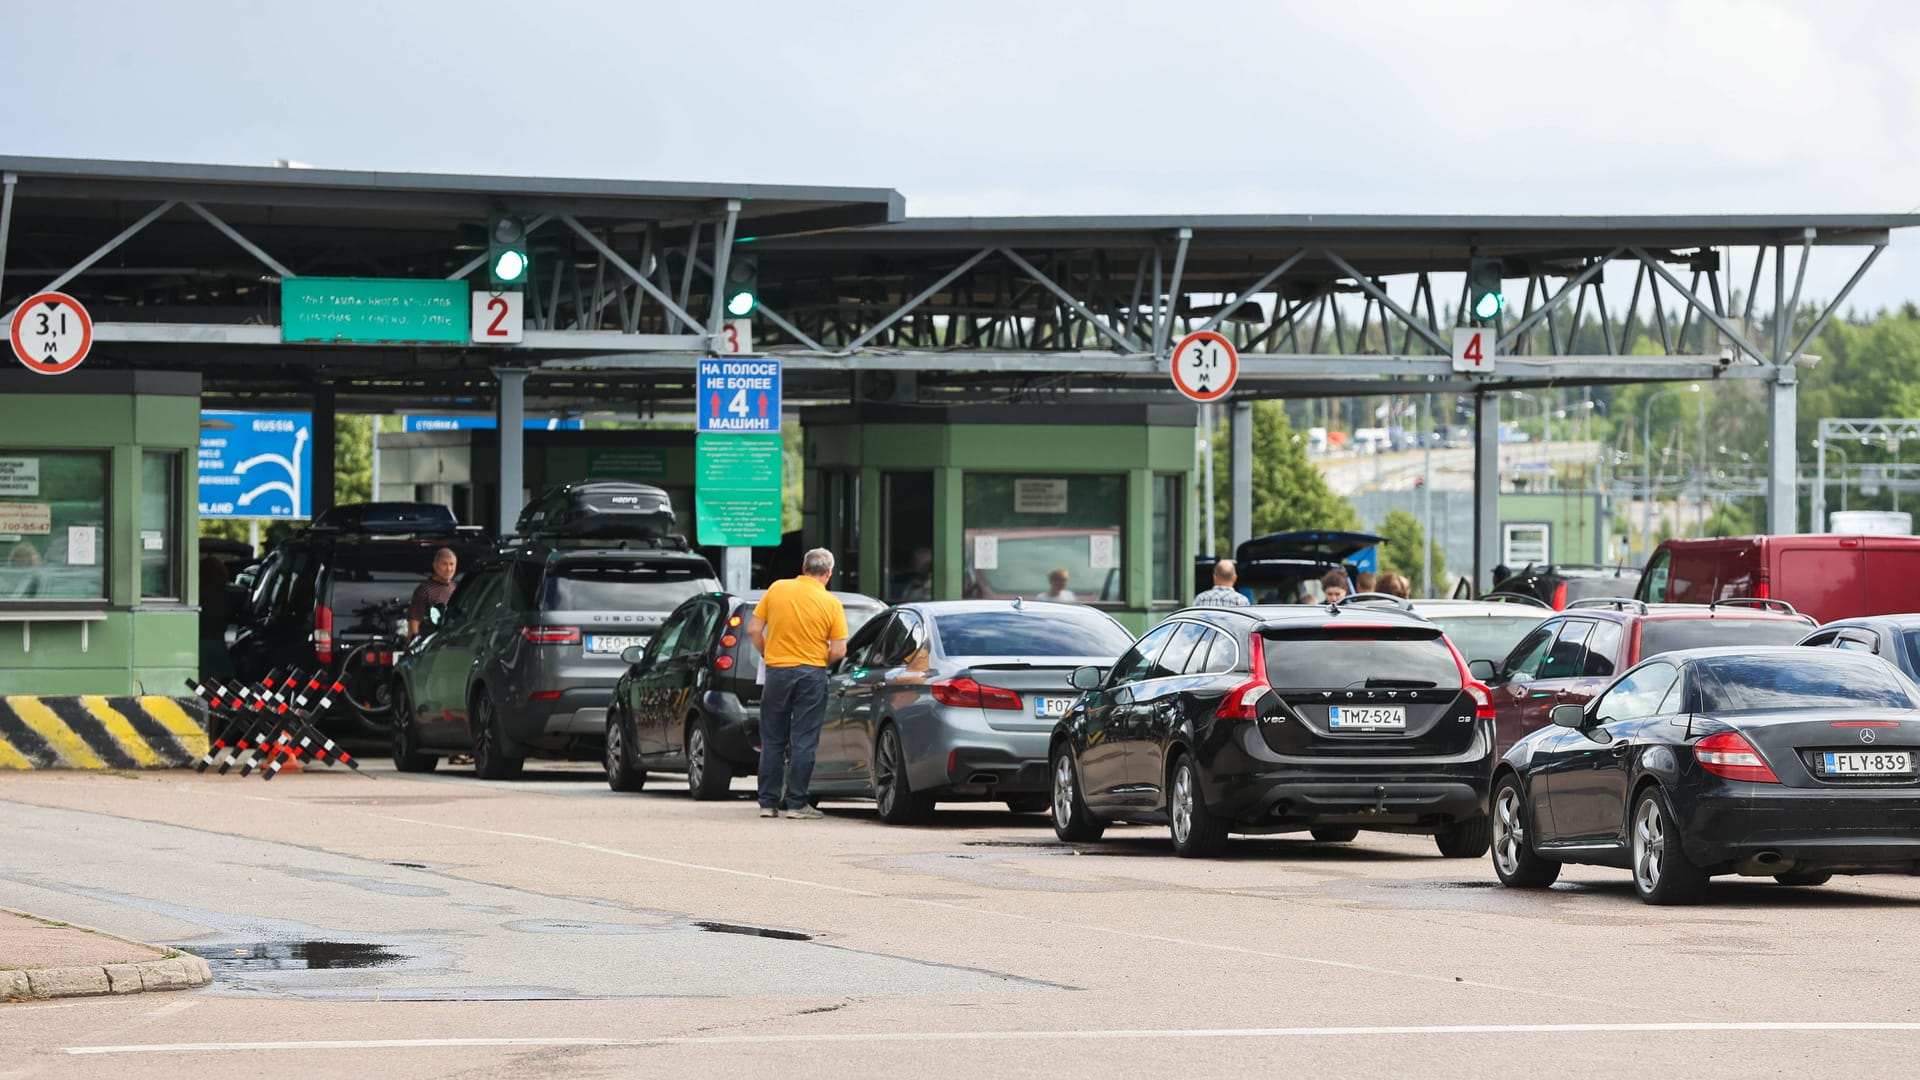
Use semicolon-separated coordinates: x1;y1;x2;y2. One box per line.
694;921;812;941
182;941;408;971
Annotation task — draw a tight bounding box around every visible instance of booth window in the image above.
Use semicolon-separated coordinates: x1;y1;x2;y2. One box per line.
0;450;108;602
1152;473;1182;603
140;452;182;600
962;474;1125;604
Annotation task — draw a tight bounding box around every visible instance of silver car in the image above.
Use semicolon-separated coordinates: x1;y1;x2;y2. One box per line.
806;599;1137;823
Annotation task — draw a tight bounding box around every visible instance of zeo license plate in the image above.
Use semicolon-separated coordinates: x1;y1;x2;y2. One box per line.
1821;750;1914;775
1328;705;1406;731
1033;696;1073;719
585;634;648;656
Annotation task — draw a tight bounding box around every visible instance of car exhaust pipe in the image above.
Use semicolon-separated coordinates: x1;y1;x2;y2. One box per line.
1735;850;1796;875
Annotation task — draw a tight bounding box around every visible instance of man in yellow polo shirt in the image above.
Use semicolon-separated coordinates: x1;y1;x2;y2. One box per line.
748;548;849;819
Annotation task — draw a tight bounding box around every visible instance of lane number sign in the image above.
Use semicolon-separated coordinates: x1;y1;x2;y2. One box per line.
470;291;525;344
1170;330;1239;402
10;292;94;375
1452;327;1495;374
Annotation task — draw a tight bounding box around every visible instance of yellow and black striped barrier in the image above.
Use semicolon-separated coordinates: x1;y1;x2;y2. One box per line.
0;696;208;770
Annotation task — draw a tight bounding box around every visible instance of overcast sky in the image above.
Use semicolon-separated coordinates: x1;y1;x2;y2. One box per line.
4;0;1917;310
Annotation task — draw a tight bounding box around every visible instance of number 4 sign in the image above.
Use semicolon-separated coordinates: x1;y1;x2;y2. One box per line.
1452;327;1495;374
470;292;525;344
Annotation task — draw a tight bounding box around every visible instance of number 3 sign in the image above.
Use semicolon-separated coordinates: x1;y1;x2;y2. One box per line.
1452;327;1495;373
470;291;525;344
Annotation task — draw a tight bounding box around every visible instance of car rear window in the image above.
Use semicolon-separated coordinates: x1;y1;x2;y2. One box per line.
1639;617;1811;657
1561;577;1631;603
543;562;714;611
325;548;452;619
1262;629;1463;689
1692;654;1916;712
1427;614;1544;666
933;610;1136;657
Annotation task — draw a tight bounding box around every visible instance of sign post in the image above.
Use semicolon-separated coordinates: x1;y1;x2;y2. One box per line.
10;292;94;375
1169;330;1239;403
695;358;784;591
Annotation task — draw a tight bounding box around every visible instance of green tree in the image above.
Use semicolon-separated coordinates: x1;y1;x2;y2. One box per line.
1376;508;1444;594
1210;401;1362;546
335;415;373;506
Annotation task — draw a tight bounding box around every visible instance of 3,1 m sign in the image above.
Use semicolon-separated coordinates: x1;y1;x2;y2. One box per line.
696;358;782;434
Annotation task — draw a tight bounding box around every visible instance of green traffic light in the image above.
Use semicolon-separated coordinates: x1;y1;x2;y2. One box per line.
1474;290;1504;320
726;290;756;317
493;249;528;284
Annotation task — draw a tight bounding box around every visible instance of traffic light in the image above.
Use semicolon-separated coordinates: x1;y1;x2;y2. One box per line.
488;212;530;288
1468;257;1505;323
723;254;758;318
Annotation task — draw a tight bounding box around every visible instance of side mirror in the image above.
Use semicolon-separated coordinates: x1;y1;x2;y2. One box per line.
621;644;647;665
1069;665;1104;690
1469;659;1497;682
1550;703;1586;729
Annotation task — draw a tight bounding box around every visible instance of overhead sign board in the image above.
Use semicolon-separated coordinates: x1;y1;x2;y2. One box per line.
1452;327;1496;374
401;415;583;432
198;410;312;519
470;291;525;344
1170;330;1238;402
696;358;782;433
695;434;783;546
281;277;469;344
10;292;94;375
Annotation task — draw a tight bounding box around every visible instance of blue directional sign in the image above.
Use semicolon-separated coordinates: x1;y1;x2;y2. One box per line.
402;415;584;432
199;411;312;520
696;358;782;434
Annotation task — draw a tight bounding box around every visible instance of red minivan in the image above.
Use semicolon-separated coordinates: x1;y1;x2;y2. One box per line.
1635;535;1920;624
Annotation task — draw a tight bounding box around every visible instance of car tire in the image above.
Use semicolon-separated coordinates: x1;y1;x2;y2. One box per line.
1049;745;1105;842
605;707;646;793
390;681;437;774
686;716;731;801
1168;754;1229;859
1632;787;1708;905
471;690;524;781
1309;826;1359;843
1434;812;1493;859
873;724;934;825
1774;871;1832;887
1490;777;1561;888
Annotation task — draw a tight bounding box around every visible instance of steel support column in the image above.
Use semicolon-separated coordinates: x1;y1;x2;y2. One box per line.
311;383;337;516
495;368;529;536
1474;390;1501;593
1230;400;1252;551
1767;366;1799;534
0;173;16;305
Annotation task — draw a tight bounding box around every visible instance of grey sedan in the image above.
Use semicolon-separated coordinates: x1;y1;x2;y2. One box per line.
807;599;1137;823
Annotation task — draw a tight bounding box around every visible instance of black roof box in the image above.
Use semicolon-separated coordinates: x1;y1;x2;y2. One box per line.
312;502;460;535
518;481;675;540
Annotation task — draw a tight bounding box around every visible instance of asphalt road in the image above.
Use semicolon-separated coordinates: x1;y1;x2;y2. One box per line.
5;762;1920;1079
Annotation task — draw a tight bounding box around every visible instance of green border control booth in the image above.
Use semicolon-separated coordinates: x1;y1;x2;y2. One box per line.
800;404;1196;634
0;371;200;695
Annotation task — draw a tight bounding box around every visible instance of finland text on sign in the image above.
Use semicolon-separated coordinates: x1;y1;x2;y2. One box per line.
697;358;783;433
198;411;313;519
282;277;470;344
694;434;783;546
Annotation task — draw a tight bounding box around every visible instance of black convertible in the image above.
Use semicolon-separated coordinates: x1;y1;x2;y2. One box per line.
1490;646;1920;904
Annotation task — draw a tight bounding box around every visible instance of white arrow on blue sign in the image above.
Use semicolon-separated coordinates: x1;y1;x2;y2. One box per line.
198;410;312;519
696;358;782;434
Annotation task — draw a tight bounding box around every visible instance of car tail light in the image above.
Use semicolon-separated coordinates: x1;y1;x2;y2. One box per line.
1695;731;1779;783
1831;720;1901;728
529;690;564;702
1441;637;1496;720
728;615;743;627
522;626;582;644
930;676;1022;711
714;655;735;671
720;634;738;648
314;605;334;665
1754;581;1771;599
1551;582;1568;610
1214;635;1271;721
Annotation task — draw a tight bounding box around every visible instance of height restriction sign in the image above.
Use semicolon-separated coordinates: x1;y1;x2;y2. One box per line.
1169;330;1239;402
10;292;94;375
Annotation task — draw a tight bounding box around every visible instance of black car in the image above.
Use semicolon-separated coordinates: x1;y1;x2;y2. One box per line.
1798;615;1920;680
1198;530;1383;604
1487;563;1638;611
606;589;885;798
1491;646;1920;904
1049;600;1497;858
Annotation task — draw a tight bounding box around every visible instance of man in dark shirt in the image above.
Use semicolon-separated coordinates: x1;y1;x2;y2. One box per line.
407;547;459;637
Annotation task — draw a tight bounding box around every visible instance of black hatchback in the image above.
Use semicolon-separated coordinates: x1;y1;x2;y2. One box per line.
1049;600;1497;858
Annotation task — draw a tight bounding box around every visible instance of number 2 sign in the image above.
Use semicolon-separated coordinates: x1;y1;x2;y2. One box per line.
1452;327;1495;374
470;291;525;344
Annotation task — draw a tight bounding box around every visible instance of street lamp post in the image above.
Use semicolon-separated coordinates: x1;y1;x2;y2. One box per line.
1641;384;1700;555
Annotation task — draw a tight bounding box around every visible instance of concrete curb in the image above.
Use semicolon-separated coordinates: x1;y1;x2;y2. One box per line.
3;954;212;1001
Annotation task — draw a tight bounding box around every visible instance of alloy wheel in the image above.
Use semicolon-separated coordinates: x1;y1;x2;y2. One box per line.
605;717;624;776
875;729;899;818
688;725;706;790
1634;796;1666;893
1052;754;1075;830
1493;787;1526;877
1171;765;1195;846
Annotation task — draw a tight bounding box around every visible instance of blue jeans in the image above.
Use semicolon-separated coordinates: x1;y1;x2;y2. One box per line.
758;665;828;810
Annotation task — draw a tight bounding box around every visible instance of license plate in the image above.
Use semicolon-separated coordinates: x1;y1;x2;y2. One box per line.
1328;705;1406;730
585;634;649;656
1821;750;1914;775
1033;696;1073;719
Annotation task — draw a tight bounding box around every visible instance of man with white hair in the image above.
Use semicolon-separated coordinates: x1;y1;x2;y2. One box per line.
747;548;849;819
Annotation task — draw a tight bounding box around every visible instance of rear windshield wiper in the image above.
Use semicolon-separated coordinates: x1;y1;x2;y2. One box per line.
1345;677;1441;689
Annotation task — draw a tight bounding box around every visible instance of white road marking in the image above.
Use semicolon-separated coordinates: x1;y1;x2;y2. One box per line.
64;1022;1920;1055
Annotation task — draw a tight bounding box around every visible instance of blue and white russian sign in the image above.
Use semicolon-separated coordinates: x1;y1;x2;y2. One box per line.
402;415;584;432
199;411;312;519
696;358;782;434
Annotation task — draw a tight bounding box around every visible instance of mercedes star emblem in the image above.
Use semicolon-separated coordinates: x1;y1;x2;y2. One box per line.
1861;729;1878;744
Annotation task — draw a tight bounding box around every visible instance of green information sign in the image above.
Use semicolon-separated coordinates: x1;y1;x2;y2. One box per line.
281;277;470;344
695;434;783;546
587;447;669;480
